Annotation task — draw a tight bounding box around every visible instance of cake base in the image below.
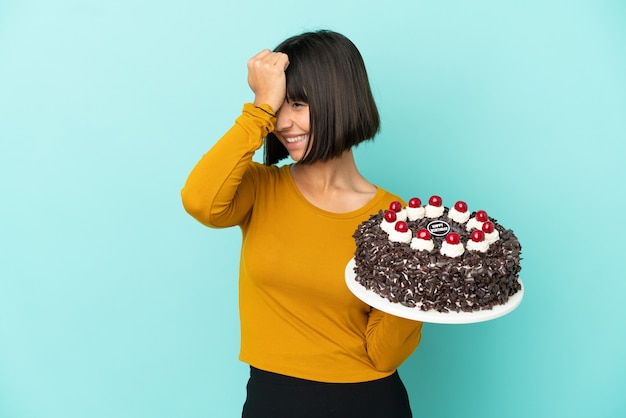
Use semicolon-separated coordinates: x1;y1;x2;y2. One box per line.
345;258;524;324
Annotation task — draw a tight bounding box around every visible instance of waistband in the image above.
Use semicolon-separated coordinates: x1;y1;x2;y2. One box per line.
249;366;398;386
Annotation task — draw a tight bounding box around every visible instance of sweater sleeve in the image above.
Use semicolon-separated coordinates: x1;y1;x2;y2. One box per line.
180;104;276;227
365;309;423;372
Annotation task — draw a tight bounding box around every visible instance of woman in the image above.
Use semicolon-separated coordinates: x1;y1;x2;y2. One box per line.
181;30;423;418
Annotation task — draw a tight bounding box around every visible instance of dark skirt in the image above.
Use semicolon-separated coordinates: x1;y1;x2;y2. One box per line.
242;367;413;418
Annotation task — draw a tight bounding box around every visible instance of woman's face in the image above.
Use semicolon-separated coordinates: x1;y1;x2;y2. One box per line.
273;99;311;162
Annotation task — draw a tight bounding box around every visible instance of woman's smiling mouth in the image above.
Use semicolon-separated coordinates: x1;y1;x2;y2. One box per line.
285;134;308;143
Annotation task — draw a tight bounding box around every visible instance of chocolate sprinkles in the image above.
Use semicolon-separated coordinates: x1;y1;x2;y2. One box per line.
352;209;523;313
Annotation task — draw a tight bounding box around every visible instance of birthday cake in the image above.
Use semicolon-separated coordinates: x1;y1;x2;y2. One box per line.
352;196;522;313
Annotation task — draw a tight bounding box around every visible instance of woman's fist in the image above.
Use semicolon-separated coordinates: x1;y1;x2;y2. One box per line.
247;49;290;113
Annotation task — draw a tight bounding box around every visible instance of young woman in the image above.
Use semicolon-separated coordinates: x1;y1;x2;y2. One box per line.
181;30;423;418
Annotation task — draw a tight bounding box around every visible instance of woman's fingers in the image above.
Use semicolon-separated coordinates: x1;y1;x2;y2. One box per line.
248;50;289;71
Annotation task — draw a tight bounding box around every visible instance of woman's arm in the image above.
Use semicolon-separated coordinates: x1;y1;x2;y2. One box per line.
181;49;289;227
365;310;423;372
180;104;274;227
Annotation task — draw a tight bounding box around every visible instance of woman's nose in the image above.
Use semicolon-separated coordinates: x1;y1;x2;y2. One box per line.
274;105;293;131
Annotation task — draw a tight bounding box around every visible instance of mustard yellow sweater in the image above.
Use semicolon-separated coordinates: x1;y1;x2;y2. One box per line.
181;103;422;383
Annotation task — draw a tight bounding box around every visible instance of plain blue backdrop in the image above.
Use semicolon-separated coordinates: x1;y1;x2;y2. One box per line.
1;1;625;417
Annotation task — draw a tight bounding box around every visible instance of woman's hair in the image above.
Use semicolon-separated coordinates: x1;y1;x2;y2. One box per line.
264;30;380;165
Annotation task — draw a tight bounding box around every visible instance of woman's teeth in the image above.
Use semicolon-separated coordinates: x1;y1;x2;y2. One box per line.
286;135;306;143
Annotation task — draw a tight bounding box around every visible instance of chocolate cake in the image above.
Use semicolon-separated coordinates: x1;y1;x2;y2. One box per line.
352;196;522;313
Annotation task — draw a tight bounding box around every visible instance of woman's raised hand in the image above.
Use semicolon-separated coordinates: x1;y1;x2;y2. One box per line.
247;49;290;114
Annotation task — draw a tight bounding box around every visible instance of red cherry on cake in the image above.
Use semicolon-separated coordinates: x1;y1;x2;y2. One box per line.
446;233;460;245
471;230;485;242
476;210;488;222
408;197;422;208
384;210;397;223
389;201;402;212
416;229;431;240
395;221;408;233
482;221;495;234
429;195;442;207
454;201;468;212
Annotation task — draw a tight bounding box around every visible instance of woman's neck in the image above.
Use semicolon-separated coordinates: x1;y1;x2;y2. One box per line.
290;150;377;213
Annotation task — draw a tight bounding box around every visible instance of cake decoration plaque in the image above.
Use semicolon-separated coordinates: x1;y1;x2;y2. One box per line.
427;220;450;236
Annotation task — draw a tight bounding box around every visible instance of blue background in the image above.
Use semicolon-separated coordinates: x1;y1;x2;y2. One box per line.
1;1;625;417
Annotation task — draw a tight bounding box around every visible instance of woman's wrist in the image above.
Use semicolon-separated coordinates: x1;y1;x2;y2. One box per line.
254;104;276;118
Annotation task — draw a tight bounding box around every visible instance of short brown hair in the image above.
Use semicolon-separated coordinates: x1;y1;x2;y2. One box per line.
264;30;380;165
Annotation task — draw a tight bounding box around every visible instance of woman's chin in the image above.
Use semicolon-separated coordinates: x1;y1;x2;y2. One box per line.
288;151;306;162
